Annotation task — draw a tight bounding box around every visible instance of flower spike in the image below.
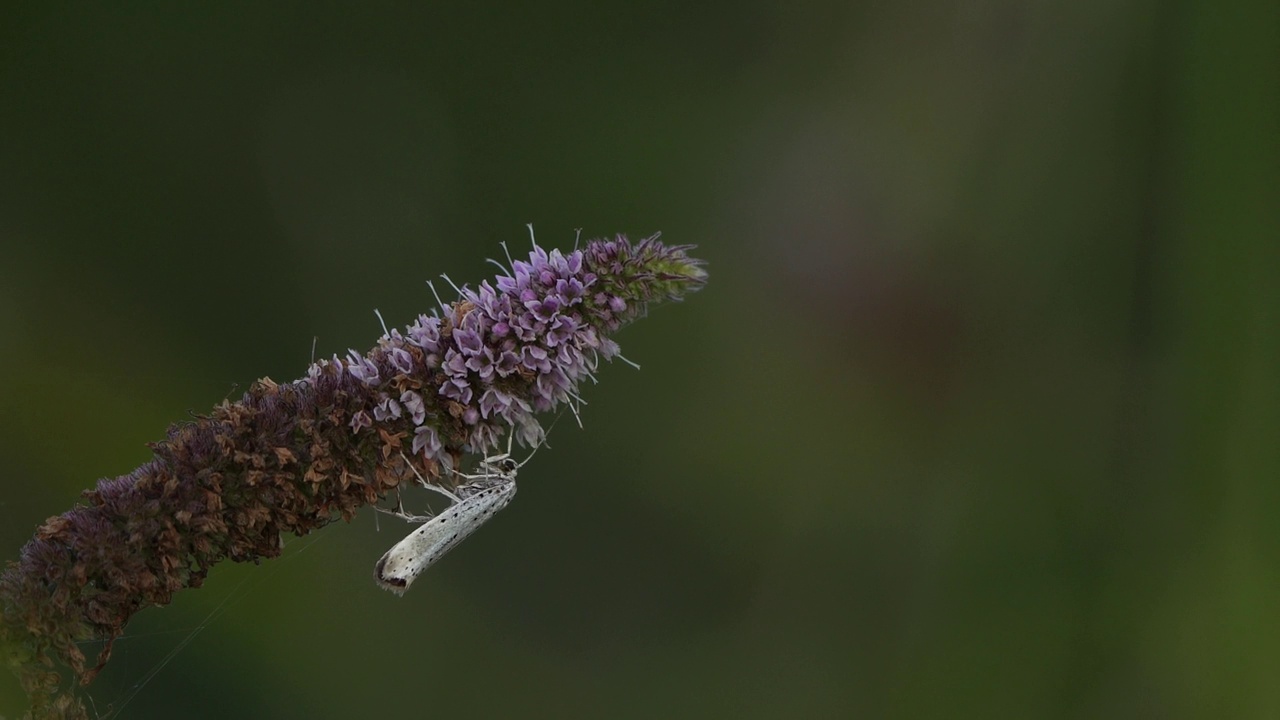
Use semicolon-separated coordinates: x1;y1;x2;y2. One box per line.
0;231;706;719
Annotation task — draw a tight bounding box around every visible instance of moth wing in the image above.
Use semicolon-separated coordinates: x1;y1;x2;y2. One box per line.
374;478;517;595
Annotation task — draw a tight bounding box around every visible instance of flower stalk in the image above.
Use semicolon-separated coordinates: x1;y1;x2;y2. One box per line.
0;232;706;720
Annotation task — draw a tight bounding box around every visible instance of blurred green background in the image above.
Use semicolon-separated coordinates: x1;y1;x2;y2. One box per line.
1;2;1276;718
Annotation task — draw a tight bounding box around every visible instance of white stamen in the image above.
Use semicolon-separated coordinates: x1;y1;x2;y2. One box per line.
425;280;449;314
439;273;464;296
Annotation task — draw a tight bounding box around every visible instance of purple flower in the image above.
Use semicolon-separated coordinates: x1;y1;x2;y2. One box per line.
555;277;585;305
454;327;484;356
413;425;442;457
400;390;426;425
525;296;560;323
464;281;500;314
388;347;414;375
513;315;540;342
556;343;583;373
545;315;579;347
349;410;373;432
495;349;521;377
407;315;442;353
535;368;571;403
521;345;551;374
465;348;496;382
484;389;532;425
443;349;469;378
599;337;621;359
300;233;704;459
478;388;510;419
306;359;327;382
496;262;533;295
469;422;500;450
459;309;487;336
346;350;380;386
373;396;402;422
441;377;473;405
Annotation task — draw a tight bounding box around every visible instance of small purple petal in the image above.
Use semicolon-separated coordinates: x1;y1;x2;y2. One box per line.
469;423;500;452
349;410;373;433
515;417;546;447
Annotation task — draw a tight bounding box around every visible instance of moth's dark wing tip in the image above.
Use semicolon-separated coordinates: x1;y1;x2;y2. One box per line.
374;554;411;596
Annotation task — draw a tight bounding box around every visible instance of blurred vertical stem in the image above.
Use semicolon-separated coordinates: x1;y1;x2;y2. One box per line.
1162;0;1280;714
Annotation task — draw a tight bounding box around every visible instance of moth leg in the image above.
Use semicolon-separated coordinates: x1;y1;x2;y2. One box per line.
374;491;434;524
419;482;462;504
398;450;466;501
381;451;465;520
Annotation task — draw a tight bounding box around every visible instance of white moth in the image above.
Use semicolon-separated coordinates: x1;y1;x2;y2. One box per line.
374;450;520;595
